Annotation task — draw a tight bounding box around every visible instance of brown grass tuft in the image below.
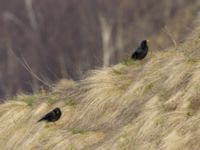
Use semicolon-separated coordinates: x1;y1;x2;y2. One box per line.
2;26;200;149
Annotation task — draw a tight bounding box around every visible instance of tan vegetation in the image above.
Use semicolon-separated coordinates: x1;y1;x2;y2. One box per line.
0;0;199;99
1;24;200;149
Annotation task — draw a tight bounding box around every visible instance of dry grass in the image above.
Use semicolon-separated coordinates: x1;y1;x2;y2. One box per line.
2;26;200;149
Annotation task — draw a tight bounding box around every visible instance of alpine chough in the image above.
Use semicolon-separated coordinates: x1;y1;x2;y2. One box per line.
38;107;62;123
131;40;149;60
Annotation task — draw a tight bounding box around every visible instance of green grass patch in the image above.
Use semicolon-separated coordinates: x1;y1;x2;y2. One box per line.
143;82;154;94
69;128;86;134
186;57;198;64
21;95;35;107
65;99;76;106
121;58;135;66
112;69;123;75
47;97;56;105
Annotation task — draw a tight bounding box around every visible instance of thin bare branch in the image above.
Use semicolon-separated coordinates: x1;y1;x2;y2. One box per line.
164;26;177;49
2;11;29;30
21;56;53;88
25;0;38;31
7;46;53;88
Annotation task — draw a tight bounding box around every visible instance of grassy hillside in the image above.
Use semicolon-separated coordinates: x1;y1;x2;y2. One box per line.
0;0;199;99
1;25;200;150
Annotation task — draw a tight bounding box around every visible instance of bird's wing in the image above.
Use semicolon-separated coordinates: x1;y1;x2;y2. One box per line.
38;112;53;122
135;47;143;53
132;47;140;56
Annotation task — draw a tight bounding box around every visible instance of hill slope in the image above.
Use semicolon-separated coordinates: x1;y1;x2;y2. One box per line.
1;25;200;150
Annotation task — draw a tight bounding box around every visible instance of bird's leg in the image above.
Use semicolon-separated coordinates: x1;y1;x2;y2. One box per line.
141;59;145;64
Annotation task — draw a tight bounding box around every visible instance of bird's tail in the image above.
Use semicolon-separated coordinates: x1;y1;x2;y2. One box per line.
37;118;43;123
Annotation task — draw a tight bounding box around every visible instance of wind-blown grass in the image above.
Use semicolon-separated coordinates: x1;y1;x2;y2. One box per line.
1;26;200;149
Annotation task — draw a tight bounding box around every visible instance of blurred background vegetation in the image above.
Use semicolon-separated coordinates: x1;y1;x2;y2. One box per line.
0;0;199;99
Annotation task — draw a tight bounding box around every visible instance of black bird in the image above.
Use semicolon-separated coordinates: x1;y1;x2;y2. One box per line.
38;107;62;123
131;40;149;60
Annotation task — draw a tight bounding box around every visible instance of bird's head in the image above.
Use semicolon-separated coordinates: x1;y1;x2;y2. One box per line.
54;107;61;115
140;40;149;48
